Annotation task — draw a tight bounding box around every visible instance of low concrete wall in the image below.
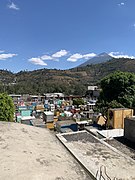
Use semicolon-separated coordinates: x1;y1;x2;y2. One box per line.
98;129;124;138
124;117;135;143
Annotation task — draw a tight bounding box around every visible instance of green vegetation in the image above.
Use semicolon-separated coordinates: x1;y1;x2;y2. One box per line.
0;58;135;95
0;93;15;122
96;71;135;115
73;98;85;107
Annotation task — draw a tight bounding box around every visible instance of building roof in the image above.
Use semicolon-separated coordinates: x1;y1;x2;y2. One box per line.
0;122;90;180
9;94;21;97
56;120;76;126
88;86;98;91
109;108;132;111
44;111;54;115
76;121;88;125
21;116;35;120
44;93;64;98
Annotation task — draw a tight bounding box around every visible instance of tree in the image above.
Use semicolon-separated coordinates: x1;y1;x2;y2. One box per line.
96;71;135;115
73;84;87;96
73;98;85;107
0;93;15;122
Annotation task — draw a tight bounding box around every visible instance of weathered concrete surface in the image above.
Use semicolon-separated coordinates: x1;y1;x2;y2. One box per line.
0;122;90;180
57;131;135;179
98;129;124;138
104;137;135;160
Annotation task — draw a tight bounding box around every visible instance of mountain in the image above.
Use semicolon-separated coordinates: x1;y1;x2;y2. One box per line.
79;52;113;67
0;57;135;95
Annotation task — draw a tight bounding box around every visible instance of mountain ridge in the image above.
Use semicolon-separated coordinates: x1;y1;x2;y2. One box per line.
78;52;113;67
0;57;135;95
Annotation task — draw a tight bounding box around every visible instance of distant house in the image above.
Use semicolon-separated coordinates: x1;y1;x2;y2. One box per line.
86;86;100;101
55;120;78;133
43;111;54;123
87;100;97;110
88;86;98;91
44;93;64;99
9;94;21;101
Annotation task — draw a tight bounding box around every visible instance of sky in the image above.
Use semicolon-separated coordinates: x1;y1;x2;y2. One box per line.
1;0;135;72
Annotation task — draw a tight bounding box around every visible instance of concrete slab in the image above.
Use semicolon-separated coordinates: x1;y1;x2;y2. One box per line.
57;131;135;179
0;122;90;180
85;126;102;139
98;129;124;138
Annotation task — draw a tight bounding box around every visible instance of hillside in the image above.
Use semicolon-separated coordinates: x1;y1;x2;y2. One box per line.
78;52;112;67
0;58;135;95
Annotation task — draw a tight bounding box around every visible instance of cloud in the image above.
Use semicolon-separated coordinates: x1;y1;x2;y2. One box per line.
0;50;5;53
29;50;96;64
118;2;125;6
0;53;17;60
133;23;135;28
28;58;47;66
52;50;68;58
67;53;83;62
41;55;53;60
109;52;135;59
83;53;97;60
8;2;20;10
29;49;68;65
67;53;96;62
109;52;121;56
